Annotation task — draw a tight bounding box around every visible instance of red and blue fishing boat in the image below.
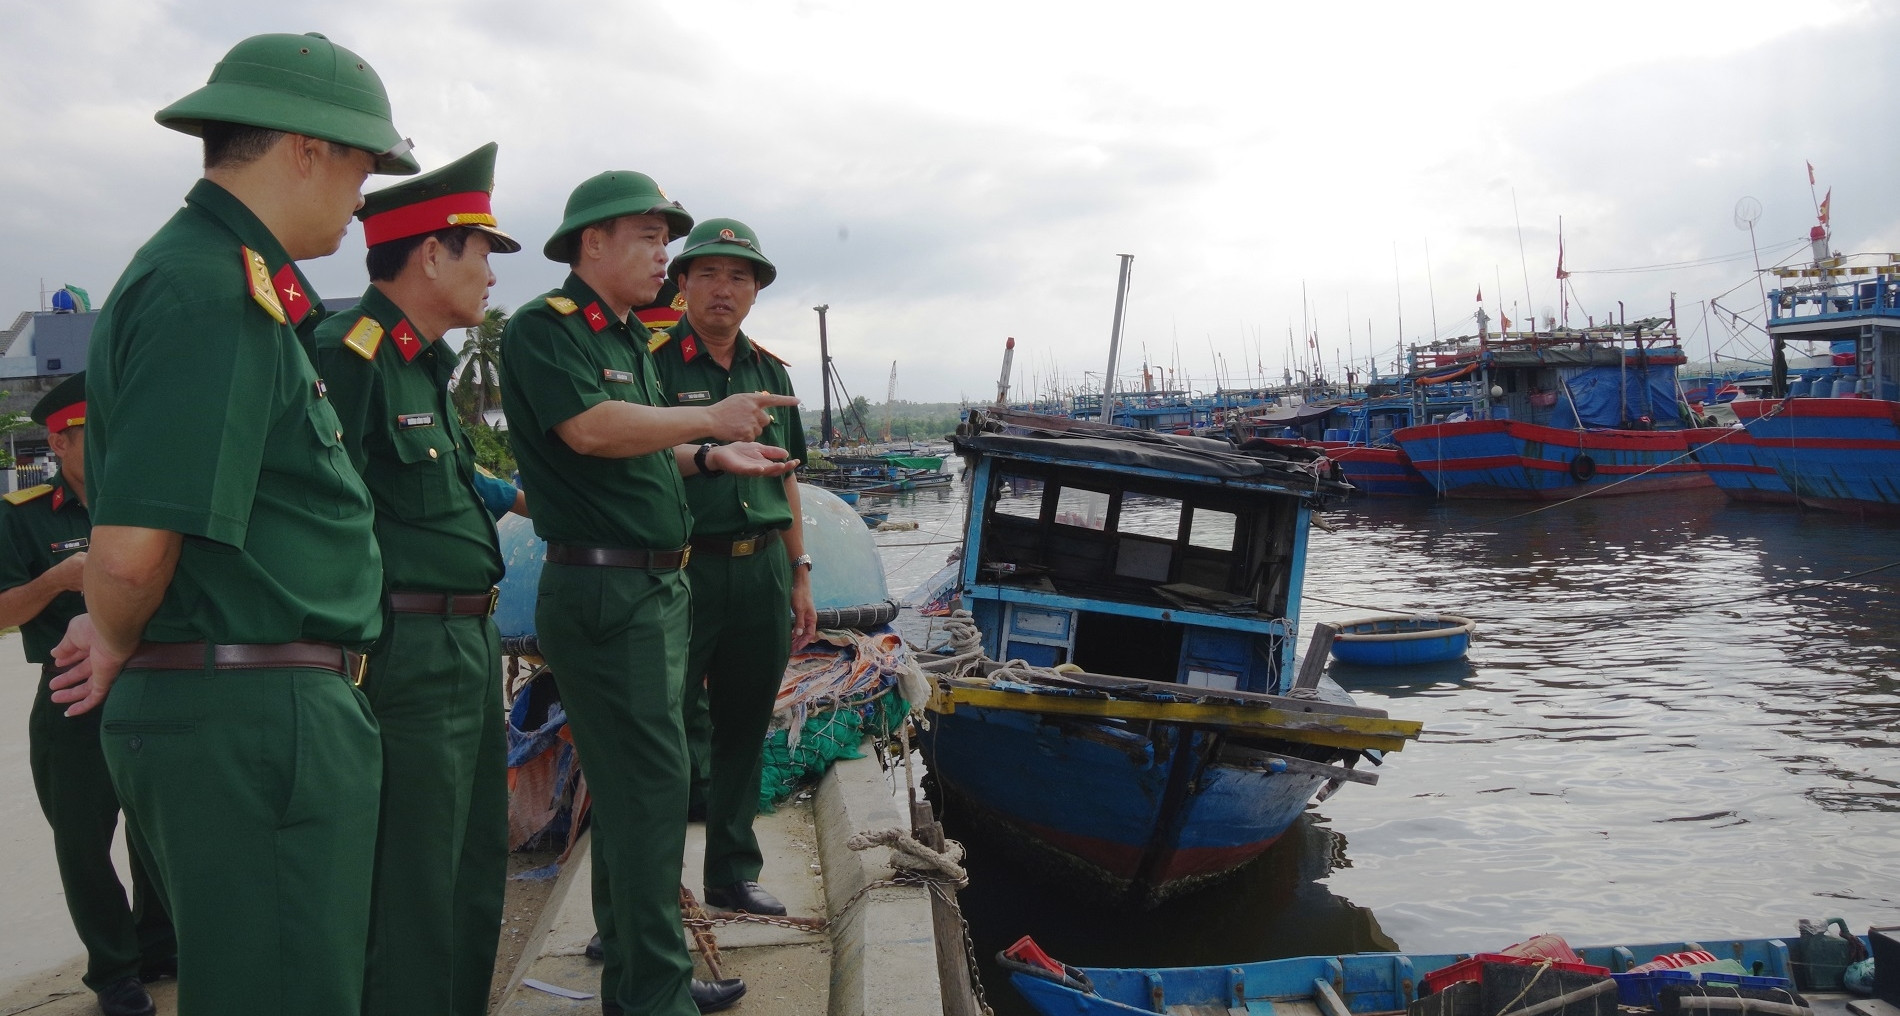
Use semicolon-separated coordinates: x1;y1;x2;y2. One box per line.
920;409;1423;904
1391;318;1717;499
1709;250;1900;516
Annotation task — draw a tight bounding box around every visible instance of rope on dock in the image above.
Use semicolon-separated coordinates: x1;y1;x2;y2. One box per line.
845;828;969;883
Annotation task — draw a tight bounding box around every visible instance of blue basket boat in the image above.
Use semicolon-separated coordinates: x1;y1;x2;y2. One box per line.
1329;614;1476;666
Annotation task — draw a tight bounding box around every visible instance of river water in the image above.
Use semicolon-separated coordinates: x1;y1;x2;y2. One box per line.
862;468;1900;1013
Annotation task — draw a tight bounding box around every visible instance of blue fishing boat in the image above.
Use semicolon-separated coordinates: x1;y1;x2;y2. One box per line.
1003;934;1853;1016
1708;252;1900;516
1391;320;1718;499
1329;614;1475;666
920;409;1424;903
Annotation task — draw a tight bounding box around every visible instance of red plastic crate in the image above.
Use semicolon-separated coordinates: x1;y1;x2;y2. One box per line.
1422;953;1612;996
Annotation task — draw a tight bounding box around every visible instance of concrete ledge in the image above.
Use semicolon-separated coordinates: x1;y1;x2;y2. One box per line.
814;750;943;1016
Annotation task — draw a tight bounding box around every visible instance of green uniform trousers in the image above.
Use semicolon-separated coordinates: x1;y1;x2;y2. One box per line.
681;546;791;888
360;610;507;1016
537;562;695;1016
100;665;382;1016
29;663;174;991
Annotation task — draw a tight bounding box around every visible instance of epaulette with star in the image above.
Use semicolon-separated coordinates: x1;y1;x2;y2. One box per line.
546;295;579;315
647;331;674;353
243;246;313;325
2;484;52;506
342;317;385;360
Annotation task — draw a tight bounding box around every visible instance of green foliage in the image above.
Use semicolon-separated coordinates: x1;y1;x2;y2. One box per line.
0;399;31;470
452;306;507;428
464;419;516;477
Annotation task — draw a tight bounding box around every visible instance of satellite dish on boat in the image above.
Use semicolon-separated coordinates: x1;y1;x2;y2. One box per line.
1734;196;1762;231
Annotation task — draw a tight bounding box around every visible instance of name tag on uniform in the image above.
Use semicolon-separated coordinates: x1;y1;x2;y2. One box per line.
50;537;88;553
602;369;635;384
677;390;712;403
396;413;436;430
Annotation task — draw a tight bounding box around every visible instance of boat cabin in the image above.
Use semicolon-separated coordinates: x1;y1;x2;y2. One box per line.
953;410;1349;696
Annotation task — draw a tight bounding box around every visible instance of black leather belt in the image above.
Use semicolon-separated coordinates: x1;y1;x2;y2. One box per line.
689;529;779;558
388;588;499;616
126;640;368;685
544;542;692;570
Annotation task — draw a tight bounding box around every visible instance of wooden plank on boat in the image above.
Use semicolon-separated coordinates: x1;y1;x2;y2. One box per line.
1219;744;1378;785
1164;1006;1241;1016
1313;979;1353;1016
928;685;1422;752
1294;623;1339;691
1273;1001;1324;1016
924;655;1394;719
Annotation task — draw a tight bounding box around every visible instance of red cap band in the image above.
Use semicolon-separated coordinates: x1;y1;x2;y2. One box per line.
363;191;497;248
45;401;85;434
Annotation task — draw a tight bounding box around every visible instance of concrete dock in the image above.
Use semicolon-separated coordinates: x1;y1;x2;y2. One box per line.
0;634;961;1015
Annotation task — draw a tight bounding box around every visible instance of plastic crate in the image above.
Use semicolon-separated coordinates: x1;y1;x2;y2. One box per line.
1613;970;1795;1008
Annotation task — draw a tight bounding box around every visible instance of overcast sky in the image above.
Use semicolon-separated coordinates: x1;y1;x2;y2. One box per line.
3;0;1893;406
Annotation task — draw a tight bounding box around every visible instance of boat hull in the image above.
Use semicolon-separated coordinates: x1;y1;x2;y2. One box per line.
1732;397;1900;515
1684;425;1795;504
923;704;1326;902
1391;419;1713;499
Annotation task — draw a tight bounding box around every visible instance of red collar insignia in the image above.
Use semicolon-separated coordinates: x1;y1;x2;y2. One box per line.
583;302;608;333
51;486;65;511
680;334;699;362
392;320;422;362
272;263;312;325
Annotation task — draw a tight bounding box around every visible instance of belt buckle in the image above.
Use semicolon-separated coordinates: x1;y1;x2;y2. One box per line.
349;651;369;687
731;537;757;557
486;586;500;616
678;545;692;568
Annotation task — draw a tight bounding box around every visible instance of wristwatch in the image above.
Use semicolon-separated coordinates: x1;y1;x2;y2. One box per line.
694;443;724;477
793;553;814;573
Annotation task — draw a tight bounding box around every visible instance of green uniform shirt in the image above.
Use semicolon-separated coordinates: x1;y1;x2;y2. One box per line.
314;286;504;593
84;179;384;646
653;320;806;537
0;476;89;663
500;274;690;550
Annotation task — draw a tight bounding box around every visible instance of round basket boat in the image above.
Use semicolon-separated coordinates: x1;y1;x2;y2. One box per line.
1328;613;1476;666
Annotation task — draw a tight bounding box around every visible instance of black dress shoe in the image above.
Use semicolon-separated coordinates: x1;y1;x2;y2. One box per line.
585;931;603;960
601;979;745;1015
704;880;786;916
96;975;157;1016
690;977;746;1013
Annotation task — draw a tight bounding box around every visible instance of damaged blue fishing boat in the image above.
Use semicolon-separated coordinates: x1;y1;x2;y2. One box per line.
919;410;1423;904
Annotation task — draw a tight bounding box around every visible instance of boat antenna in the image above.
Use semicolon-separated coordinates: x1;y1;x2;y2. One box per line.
1733;196;1766;320
1099;254;1135;423
1424;239;1440;340
1513;187;1535;329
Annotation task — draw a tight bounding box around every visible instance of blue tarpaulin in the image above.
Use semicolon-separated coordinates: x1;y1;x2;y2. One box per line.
1549;364;1682;428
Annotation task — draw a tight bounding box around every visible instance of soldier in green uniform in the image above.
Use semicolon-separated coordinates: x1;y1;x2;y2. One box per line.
500;171;800;1016
0;374;173;1016
313;141;526;1016
47;32;415;1016
653;219;815;917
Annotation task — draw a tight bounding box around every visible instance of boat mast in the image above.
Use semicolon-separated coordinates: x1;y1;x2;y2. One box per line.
814;304;834;445
1100;254;1135;424
995;336;1016;407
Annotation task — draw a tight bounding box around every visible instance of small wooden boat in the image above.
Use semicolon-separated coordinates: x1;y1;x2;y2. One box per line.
1006;934;1850;1016
1329;614;1476;666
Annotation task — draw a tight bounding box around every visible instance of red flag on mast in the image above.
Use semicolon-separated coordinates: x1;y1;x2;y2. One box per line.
1476;285;1483;301
1807;161;1816;186
1556;236;1569;279
1819;188;1832;226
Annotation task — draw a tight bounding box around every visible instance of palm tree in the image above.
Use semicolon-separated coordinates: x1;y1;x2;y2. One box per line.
453;306;507;428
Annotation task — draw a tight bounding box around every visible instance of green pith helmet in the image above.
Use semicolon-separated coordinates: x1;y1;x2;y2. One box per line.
668;217;776;289
543;171;693;262
358;142;521;253
155;32;419;175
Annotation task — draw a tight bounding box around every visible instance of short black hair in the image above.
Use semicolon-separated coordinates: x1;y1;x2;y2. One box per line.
202;123;354;170
366;227;474;282
203;123;287;169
